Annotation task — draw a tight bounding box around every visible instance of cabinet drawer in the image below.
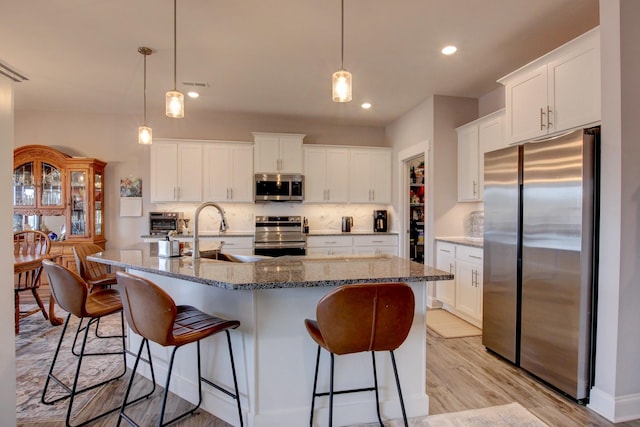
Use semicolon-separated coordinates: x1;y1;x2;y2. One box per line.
436;242;456;257
353;235;398;247
456;245;483;262
307;236;353;248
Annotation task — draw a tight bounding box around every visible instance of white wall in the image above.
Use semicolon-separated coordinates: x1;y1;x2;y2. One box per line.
386;95;478;262
1;74;17;425
478;87;505;117
14;110;388;248
589;0;640;422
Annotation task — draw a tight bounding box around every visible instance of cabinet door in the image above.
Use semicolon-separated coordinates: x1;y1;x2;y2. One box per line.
203;145;231;201
478;114;504;200
371;150;391;203
436;244;456;306
303;147;328;202
455;259;481;320
278;135;303;173
151;143;178;202
548;37;601;133
176;144;202;202
505;64;548;144
254;135;281;173
457;125;479;201
325;148;349;202
349;150;372;203
229;145;254;202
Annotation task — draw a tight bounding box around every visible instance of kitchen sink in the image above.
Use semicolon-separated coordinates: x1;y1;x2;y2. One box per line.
196;250;268;263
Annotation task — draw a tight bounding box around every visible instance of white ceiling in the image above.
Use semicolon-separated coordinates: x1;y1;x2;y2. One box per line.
1;0;599;127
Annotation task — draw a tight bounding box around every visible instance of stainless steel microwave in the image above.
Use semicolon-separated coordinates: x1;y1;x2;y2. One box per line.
254;174;304;202
149;212;184;235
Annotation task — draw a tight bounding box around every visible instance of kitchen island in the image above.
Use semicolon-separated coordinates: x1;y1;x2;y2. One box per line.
89;244;452;427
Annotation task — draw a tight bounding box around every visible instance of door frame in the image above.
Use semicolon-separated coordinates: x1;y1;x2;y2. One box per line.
397;141;430;261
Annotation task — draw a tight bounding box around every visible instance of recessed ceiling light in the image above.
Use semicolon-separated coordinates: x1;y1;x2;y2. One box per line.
361;102;372;109
187;91;200;98
441;45;457;55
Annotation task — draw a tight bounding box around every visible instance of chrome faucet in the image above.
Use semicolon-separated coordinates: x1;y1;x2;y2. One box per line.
192;202;228;260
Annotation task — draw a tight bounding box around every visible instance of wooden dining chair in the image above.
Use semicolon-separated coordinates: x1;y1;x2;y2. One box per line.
72;243;116;290
14;230;51;333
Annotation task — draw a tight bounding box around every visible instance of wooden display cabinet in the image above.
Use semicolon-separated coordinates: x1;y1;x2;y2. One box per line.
13;145;107;272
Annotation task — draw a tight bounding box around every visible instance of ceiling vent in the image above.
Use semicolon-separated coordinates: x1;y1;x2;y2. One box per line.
182;81;209;88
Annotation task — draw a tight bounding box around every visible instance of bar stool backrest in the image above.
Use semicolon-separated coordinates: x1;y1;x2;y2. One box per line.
116;271;177;346
316;282;415;355
42;259;89;317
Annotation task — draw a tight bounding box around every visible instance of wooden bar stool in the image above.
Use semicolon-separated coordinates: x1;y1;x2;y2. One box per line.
72;243;117;290
116;271;244;427
40;259;132;427
304;282;415;427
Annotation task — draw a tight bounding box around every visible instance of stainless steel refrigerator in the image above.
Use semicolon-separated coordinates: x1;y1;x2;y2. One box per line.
482;127;599;402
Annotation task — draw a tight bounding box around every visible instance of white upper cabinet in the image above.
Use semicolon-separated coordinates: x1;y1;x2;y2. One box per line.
203;142;254;202
457;110;504;202
349;148;391;203
253;132;304;174
303;146;349;203
457;124;480;202
150;141;202;203
500;27;600;144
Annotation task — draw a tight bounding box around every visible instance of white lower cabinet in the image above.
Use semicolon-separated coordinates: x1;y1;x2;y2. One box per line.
435;242;456;307
436;241;483;328
306;236;353;256
352;235;398;256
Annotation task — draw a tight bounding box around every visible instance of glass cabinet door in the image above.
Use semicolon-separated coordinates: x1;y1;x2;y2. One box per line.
41;162;63;207
70;170;88;237
13;162;36;207
94;171;103;237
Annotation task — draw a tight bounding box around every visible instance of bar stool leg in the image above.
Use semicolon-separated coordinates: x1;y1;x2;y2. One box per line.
328;352;335;427
118;337;157;427
309;345;321;426
370;352;384;426
225;330;244;427
389;350;409;427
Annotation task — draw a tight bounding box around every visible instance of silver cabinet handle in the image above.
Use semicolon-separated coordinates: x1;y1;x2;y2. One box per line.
326;189;330;201
473;181;477;196
449;263;453;274
229;187;233;200
440;249;451;253
547;105;553;128
469;255;482;260
371;189;375;200
540;107;546;130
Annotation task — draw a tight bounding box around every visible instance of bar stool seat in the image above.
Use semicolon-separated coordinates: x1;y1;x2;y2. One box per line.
305;282;415;427
116;271;243;427
41;259;131;427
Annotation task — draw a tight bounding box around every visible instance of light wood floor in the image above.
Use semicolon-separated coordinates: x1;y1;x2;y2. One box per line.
18;289;640;426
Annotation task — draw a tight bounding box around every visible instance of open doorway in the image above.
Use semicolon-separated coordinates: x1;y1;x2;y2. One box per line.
407;155;425;263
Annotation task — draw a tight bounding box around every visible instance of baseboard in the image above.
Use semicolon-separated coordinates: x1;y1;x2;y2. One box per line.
427;296;443;309
588;386;640;422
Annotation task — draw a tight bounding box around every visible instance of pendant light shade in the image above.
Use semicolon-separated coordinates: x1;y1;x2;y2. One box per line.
332;70;352;103
166;0;184;118
332;0;352;103
138;47;153;145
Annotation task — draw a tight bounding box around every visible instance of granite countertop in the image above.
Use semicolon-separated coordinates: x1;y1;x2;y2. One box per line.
435;236;484;248
89;243;452;291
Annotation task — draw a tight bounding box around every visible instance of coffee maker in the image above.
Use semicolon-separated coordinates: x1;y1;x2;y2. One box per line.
373;210;388;232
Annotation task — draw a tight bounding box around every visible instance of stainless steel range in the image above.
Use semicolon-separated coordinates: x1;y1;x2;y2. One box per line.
254;216;306;257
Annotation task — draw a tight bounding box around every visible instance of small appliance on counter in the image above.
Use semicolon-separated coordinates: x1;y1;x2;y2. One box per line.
373;210;388;232
149;212;184;236
341;216;353;232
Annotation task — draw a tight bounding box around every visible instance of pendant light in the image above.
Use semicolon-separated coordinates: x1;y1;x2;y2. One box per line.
166;0;184;118
332;0;352;103
138;47;153;145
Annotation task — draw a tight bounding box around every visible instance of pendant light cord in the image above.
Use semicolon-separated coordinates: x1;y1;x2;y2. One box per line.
173;0;177;91
143;52;147;124
341;0;345;70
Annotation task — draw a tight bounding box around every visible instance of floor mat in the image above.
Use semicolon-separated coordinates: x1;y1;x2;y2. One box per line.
426;309;481;338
